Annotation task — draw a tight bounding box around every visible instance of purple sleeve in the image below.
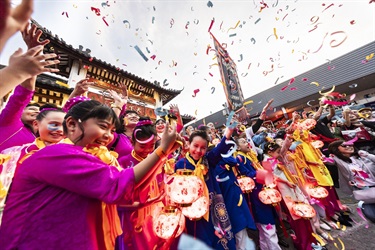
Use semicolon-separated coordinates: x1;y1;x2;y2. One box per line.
0;85;34;127
20;144;136;204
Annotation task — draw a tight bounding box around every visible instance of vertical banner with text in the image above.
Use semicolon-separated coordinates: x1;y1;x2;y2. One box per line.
211;33;247;121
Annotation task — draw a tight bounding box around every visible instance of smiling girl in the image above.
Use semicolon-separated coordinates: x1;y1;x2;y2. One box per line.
0;105;65;223
0;100;178;250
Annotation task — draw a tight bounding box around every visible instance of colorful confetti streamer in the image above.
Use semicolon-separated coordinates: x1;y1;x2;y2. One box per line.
134;45;148;61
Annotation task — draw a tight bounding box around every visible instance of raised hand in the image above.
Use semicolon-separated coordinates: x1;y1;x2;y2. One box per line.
8;45;59;78
22;23;49;49
0;0;34;52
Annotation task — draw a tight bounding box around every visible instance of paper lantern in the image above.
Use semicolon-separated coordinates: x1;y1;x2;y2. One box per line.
306;185;329;199
181;196;209;220
152;206;185;240
166;169;202;207
258;187;282;205
237;176;255;193
292;202;316;219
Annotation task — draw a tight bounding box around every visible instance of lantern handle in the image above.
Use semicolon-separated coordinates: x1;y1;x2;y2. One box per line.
119;189;166;209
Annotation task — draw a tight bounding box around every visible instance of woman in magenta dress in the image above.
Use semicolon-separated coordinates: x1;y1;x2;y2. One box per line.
0;100;178;250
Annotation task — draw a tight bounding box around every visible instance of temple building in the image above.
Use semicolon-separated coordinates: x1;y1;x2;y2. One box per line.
20;19;192;122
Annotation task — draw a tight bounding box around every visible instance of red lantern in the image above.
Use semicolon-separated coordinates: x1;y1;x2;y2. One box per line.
291;202;316;219
166;169;202;207
152;206;185;240
181;196;209;220
306;185;329;199
258;187;282;205
237;176;255;193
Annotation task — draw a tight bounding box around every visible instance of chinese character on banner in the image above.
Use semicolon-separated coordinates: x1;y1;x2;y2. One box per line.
210;33;247;121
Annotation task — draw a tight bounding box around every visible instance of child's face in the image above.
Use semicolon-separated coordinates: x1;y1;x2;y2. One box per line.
155;120;166;133
268;148;281;158
134;139;156;158
76;117;116;147
237;138;250;153
188;136;208;160
35;111;65;144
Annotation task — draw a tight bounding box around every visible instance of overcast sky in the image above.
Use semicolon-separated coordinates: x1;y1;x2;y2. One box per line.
1;0;374;119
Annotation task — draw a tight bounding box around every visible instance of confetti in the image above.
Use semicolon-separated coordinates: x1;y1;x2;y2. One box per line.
288;78;295;85
61;12;69;18
192;89;200;97
238;54;243;62
211;87;215;94
150;55;156;60
163;79;169;86
227;20;240;33
243;100;253;105
280;85;288;91
350;20;356;25
310;81;320;86
273;28;278;39
185;21;190;29
170;18;175;28
134;45;148;61
365;53;374;61
209;72;213;77
207;1;213;8
91;7;101;16
123;20;131;28
229;33;236;37
96;30;101;35
274;77;280;85
102;16;109;26
290;87;297;91
302;78;308;81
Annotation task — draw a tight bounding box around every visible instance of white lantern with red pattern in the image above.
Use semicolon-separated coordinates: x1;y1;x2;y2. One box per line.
166;169;202;207
237;176;255;193
292;202;316;219
181;196;209;220
306;185;329;199
258;187;282;205
152;206;185;239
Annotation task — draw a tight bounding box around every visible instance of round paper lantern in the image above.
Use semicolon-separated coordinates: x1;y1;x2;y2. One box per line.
181;196;209;220
292;202;316;219
166;169;202;207
258;187;282;205
237;176;255;193
306;185;329;199
152;206;185;240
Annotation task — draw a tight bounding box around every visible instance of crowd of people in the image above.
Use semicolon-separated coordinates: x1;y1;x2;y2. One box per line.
1;1;375;250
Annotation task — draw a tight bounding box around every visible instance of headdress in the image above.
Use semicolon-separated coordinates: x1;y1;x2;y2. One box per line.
62;96;91;113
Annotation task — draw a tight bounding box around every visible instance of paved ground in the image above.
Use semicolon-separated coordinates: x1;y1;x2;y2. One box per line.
325;189;375;250
248;188;375;250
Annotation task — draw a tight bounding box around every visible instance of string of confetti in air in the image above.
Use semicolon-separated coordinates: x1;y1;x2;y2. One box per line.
134;45;148;61
123;20;131;28
91;7;101;16
102;16;109;26
227;20;240;33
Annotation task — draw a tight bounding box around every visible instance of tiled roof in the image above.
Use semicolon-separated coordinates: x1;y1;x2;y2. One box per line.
30;19;182;104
